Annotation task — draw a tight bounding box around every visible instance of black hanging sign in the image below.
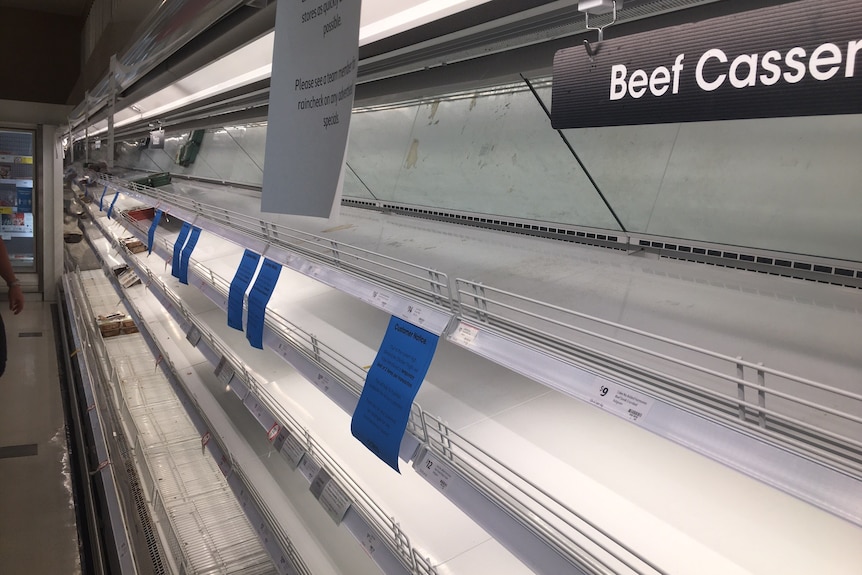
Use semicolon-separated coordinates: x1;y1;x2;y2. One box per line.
551;0;862;128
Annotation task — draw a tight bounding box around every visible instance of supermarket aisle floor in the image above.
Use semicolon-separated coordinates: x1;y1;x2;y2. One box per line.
0;301;80;574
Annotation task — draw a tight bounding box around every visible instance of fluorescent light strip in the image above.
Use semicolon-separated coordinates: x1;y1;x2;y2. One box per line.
77;0;494;140
359;0;494;43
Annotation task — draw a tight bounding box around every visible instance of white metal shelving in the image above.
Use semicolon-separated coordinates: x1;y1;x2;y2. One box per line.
65;268;280;575
92;174;862;514
75;218;401;575
98;190;664;575
83;185;539;575
78;176;862;575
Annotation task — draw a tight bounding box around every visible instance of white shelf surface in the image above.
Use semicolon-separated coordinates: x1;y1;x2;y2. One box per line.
74;270;276;575
78;223;382;575
88;191;862;574
84;203;534;575
99;174;862;466
158;177;862;388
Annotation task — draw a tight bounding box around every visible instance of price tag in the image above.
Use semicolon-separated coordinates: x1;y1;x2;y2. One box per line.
277;554;291;575
201;431;211;448
298;454;321;483
319;479;352;524
360;529;380;557
416;453;453;493
214;356;235;386
272;426;288;452
229;376;249;400
246;397;268;425
588;380;655;424
260;523;272;546
402;303;427;326
371;289;390;309
280;432;305;469
237;487;249;509
309;467;332;499
313;371;332;394
276;340;289;356
218;454;232;478
267;422;281;442
300;262;320;277
186;325;202;347
449;323;479;347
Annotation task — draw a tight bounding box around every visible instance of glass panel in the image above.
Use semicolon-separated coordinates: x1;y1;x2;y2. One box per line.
0;129;36;270
198;126;265;185
565;114;862;261
346;105;418;201
346;84;621;230
342;163;376;199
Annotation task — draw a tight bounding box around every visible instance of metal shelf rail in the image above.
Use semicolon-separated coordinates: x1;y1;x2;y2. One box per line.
64;267;281;575
60;270;138;575
452;279;862;477
92;174;862;529
97;173;454;335
83;213;439;575
91;186;678;575
73;231;314;575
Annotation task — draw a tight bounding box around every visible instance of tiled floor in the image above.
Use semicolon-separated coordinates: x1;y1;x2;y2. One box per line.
0;301;81;574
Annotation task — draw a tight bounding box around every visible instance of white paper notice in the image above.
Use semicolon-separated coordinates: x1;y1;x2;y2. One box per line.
261;0;361;216
588;379;655;424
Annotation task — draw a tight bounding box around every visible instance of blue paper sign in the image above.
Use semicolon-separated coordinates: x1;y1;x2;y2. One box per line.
178;227;202;285
228;250;261;331
171;222;192;278
147;209;163;255
106;192;119;218
351;317;439;472
246;258;281;349
99;185;108;211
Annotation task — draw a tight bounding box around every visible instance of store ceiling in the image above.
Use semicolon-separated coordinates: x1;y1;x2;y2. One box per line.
0;0;91;17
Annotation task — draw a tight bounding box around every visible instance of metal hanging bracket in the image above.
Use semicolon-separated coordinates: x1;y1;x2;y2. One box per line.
583;0;618;61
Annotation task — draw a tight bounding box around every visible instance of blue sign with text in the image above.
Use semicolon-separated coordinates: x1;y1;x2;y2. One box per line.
147;209;163;255
178;226;201;285
246;258;281;349
228;250;261;331
171;222;191;278
351;317;439;472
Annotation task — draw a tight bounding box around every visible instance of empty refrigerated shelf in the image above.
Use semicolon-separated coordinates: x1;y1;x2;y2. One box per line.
80;178;862;574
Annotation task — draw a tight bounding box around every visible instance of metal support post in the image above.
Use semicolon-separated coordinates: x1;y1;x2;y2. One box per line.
757;363;767;428
84;91;90;164
108;56;117;170
69;122;74;164
736;357;746;421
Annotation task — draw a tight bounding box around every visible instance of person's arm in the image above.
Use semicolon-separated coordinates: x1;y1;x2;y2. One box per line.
0;238;23;314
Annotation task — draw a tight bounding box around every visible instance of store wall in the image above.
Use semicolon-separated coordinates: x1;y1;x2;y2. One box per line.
110;85;862;262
